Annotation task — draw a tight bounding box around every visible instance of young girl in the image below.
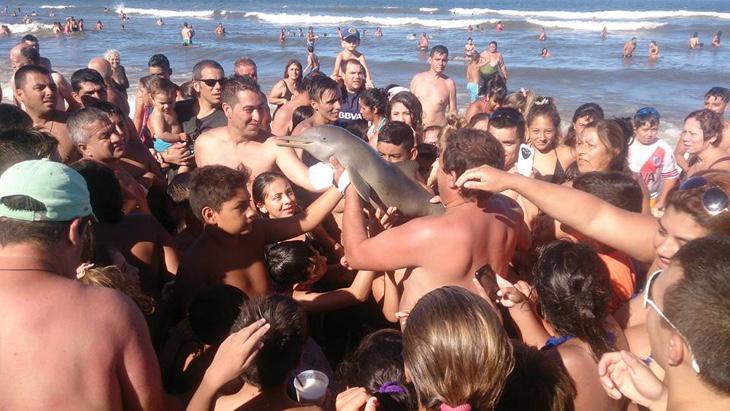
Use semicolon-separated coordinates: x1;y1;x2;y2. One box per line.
252;172;342;260
497;241;628;411
359;88;388;146
526;97;574;183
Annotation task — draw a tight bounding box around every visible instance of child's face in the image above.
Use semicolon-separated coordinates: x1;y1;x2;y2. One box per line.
377;141;412;163
343;39;359;52
152;91;176;113
214;188;256;235
528;114;557;151
304;249;328;287
258;178;298;218
389;102;413;127
634;123;659;145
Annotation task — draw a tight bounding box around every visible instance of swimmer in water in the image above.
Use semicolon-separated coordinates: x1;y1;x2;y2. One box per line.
418;32;429;51
623;37;637;58
215;23;225;36
538;27;546;41
601;26;608;40
375;27;382;38
279;27;286;43
689;32;703;49
712;31;722;47
495;21;504;32
541;48;551;58
648;40;660;59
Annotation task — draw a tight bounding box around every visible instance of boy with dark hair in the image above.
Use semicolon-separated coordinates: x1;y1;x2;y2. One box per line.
377;121;416;163
175;164;347;312
487;107;525;171
628;107;680;214
70;67;107;107
291;76;342;135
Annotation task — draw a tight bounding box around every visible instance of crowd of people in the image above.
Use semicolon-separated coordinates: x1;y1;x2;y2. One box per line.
1;20;730;411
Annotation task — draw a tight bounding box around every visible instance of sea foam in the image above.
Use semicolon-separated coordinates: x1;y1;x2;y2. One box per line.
526;18;666;31
450;8;730;20
115;7;215;18
245;12;494;28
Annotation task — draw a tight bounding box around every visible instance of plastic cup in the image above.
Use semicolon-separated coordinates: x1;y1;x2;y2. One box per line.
293;370;329;402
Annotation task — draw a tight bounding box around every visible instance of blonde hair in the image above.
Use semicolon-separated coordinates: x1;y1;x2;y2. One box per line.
403;286;514;410
503;88;534;118
77;265;155;315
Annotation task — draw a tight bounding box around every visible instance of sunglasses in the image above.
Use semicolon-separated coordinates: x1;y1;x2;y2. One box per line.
635;106;661;119
678;175;730;216
643;269;701;373
197;78;225;87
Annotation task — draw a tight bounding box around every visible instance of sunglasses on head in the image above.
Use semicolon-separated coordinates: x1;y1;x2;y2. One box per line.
198;78;225;87
635;106;661;119
678;175;730;216
643;269;701;373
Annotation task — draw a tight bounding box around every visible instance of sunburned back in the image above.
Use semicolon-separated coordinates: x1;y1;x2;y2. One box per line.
399;197;520;312
0;274;125;410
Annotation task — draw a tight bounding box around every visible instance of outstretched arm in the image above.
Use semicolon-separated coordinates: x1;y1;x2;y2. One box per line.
342;186;428;271
275;145;327;192
262;186;343;244
293;270;377;312
456;165;659;263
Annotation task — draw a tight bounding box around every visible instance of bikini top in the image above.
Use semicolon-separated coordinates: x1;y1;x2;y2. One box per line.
542;332;616;351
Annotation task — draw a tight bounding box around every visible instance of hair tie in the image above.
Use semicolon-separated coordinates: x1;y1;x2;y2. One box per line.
75;262;95;279
520;87;527;96
534;97;550;106
378;381;406;394
439;404;472;411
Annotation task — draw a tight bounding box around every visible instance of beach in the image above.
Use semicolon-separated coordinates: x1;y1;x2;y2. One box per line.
1;0;729;142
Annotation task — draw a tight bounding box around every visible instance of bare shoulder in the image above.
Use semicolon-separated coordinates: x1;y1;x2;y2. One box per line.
556;343;598;376
196;126;226;144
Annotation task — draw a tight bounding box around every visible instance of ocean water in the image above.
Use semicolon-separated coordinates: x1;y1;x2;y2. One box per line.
1;0;729;141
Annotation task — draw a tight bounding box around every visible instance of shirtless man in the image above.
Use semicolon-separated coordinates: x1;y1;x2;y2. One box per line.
271;73;319;136
9;43;75;111
410;45;457;127
195;76;322;192
0;160;176;410
342;128;529;318
290;75;342;135
623;37;637;58
88;57;130;116
14;65;78;163
67;107;149;214
181;23;192;46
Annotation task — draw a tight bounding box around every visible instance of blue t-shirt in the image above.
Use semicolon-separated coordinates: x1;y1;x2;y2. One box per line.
337;89;363;126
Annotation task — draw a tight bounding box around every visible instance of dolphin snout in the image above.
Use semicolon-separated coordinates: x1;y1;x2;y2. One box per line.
275;136;313;148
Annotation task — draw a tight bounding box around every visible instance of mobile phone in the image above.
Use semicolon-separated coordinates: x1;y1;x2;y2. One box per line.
516;144;535;177
475;264;499;302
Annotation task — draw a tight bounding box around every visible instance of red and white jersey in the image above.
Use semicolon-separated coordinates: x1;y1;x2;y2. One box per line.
628;138;680;198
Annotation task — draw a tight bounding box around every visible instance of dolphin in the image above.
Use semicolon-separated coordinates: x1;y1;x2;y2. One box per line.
276;125;444;217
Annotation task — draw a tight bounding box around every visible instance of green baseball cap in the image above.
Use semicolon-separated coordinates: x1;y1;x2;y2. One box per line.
0;159;95;222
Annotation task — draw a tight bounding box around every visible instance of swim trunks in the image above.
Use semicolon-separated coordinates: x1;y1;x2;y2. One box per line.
467;82;479;102
153;137;174;153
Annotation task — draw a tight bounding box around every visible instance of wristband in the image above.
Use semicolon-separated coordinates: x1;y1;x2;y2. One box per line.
308;162;335;191
337;170;351;193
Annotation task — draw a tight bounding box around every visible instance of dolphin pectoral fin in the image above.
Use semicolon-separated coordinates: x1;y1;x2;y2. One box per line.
348;168;372;203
